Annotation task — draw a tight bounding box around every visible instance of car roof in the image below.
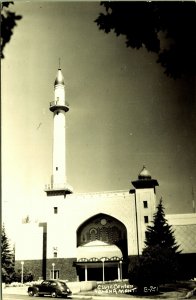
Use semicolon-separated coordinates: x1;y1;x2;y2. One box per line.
47;279;66;283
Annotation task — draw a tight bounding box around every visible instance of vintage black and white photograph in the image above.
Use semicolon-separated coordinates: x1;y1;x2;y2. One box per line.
1;1;196;299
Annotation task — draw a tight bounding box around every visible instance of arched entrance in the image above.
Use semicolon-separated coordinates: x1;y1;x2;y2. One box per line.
75;213;128;281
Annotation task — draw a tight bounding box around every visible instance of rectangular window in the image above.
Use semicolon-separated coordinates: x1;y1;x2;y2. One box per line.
54;207;58;214
144;216;149;223
53;251;57;258
143;200;148;208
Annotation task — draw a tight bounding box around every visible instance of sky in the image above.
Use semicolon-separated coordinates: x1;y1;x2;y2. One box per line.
2;1;196;241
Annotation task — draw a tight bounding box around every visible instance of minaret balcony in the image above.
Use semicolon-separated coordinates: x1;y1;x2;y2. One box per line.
49;101;69;112
44;183;73;194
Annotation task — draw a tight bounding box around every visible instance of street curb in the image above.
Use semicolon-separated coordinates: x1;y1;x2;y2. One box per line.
2;288;93;299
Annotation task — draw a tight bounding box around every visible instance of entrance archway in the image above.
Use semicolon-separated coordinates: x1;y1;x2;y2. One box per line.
75;213;128;281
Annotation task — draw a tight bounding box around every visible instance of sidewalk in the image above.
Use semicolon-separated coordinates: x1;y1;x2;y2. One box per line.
2;285;189;299
2;286;27;295
2;286;93;299
1;287;163;300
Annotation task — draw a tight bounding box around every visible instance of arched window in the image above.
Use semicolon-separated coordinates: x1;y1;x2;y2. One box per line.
89;228;97;241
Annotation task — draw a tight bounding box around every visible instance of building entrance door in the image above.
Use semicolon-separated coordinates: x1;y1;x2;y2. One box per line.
76;260;123;282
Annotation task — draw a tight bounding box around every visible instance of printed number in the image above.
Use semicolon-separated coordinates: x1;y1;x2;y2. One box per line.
144;286;158;293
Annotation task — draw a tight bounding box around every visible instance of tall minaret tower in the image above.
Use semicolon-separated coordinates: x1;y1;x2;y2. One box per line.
45;67;73;196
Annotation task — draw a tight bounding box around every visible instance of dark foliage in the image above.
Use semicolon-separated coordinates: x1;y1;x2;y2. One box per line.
144;199;180;253
1;1;22;59
128;199;181;287
1;225;15;283
95;1;196;79
12;270;34;283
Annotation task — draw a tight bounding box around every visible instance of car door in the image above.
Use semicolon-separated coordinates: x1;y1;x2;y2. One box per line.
49;281;58;295
39;280;50;295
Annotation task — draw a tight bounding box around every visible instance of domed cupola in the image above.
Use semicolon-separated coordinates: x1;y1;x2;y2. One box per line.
50;67;69;113
138;166;152;180
54;68;65;86
131;166;159;190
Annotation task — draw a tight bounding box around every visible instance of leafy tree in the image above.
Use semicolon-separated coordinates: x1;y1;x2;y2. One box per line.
129;199;180;289
1;224;15;283
1;1;22;59
95;1;196;79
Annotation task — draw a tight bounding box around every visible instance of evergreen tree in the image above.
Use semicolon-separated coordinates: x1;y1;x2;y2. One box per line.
143;199;180;284
144;198;180;253
1;224;15;283
129;199;181;288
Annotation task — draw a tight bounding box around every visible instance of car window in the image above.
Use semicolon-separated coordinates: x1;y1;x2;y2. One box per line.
59;282;67;287
50;282;57;286
42;281;49;285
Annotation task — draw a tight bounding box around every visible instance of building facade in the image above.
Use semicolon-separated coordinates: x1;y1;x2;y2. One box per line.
15;68;196;281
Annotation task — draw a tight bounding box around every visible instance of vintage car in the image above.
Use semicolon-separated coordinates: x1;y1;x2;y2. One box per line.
27;279;72;298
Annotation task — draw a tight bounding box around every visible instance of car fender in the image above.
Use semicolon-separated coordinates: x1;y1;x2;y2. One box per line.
28;286;39;292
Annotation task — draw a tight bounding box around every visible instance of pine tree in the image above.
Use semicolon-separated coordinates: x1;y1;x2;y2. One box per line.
129;199;181;288
1;224;15;283
144;198;180;253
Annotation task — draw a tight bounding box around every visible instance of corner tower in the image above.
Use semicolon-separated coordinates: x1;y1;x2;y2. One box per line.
130;166;159;254
45;68;73;196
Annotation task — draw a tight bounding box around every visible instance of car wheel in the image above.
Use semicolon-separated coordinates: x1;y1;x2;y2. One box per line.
28;290;34;296
51;291;57;298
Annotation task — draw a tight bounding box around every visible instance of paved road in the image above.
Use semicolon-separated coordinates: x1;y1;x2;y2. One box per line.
3;292;185;300
3;295;90;300
3;295;51;300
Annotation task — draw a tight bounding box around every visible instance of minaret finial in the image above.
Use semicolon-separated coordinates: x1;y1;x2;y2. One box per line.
58;57;61;69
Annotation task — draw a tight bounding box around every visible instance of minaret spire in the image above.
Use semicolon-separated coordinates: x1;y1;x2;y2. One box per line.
45;67;73;196
58;57;61;69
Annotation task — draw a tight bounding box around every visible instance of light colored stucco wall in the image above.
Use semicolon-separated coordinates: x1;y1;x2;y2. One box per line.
135;188;156;253
46;191;138;258
166;213;196;225
15;223;43;260
15;192;196;261
15;191;139;260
